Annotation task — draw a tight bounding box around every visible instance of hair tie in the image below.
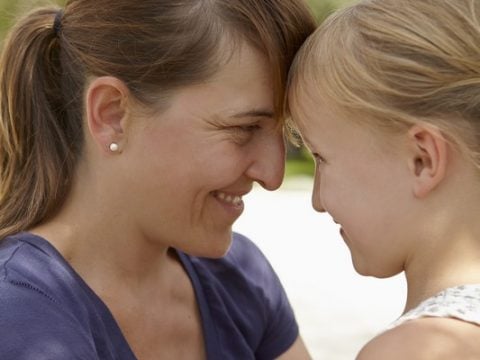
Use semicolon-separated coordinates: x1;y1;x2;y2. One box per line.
53;10;64;37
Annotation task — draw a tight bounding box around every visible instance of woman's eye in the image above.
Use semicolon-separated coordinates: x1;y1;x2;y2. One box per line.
238;124;261;132
229;124;262;144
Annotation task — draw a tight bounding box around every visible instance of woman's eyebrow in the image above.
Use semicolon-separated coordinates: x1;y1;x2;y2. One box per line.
230;109;274;119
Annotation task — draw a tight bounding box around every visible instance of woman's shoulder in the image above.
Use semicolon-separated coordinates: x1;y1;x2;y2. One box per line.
0;232;99;313
0;232;135;358
357;316;480;360
0;232;70;290
0;232;55;283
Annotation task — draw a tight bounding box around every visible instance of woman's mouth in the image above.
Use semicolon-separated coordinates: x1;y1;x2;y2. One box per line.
211;190;246;223
215;191;243;206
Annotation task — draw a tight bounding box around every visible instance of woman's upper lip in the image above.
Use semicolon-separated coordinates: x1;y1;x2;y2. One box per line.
216;187;252;197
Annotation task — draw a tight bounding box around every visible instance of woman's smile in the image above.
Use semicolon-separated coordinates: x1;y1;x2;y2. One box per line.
212;190;247;222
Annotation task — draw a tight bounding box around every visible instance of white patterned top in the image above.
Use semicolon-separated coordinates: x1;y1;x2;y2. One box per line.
387;284;480;329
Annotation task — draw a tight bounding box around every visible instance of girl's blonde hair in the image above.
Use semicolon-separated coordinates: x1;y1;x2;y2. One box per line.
288;0;480;161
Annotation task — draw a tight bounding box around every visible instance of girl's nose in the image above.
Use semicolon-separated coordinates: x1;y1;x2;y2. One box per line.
312;169;325;212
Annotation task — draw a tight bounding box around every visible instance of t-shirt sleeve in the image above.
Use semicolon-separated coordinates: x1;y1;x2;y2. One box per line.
231;233;299;360
0;281;99;359
254;272;299;360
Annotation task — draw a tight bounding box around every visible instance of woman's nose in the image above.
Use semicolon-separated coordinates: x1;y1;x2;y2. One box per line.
246;131;285;191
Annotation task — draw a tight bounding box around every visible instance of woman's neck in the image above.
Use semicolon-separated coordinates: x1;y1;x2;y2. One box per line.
29;177;175;295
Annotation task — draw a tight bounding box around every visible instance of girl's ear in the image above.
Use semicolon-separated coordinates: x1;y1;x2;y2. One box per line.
407;123;448;198
85;76;130;154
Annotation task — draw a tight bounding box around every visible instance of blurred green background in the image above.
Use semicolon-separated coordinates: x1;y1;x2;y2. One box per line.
0;0;353;178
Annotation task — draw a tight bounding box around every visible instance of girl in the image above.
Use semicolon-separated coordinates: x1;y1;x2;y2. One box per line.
288;0;480;358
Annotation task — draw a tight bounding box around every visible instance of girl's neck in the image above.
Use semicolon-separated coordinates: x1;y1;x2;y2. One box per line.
403;230;480;313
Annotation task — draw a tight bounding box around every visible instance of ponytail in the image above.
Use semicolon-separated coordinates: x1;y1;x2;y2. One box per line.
0;8;81;238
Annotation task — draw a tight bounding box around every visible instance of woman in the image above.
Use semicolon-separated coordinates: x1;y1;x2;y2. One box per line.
0;0;316;358
287;0;480;358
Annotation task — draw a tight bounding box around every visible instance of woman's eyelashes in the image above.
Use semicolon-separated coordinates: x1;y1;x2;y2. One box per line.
229;123;262;143
237;123;262;132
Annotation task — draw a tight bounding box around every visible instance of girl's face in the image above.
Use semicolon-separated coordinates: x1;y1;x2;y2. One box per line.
118;44;285;258
290;91;417;277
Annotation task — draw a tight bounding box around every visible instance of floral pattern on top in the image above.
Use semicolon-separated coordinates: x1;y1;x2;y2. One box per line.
388;284;480;329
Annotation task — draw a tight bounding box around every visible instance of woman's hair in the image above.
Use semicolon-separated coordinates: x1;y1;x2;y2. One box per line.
288;0;480;160
0;0;316;238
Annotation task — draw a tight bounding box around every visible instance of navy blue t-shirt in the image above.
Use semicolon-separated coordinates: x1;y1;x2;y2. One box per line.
0;232;298;359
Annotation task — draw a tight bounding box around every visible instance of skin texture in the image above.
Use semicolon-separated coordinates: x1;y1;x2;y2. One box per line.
289;88;480;359
31;43;310;359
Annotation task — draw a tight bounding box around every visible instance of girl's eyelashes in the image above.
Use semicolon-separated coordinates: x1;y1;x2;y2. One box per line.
312;152;326;164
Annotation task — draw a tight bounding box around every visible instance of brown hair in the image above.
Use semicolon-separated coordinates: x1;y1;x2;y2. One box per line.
288;0;480;157
0;0;316;238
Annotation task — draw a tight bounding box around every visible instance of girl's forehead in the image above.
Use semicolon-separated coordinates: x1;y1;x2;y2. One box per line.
289;81;344;131
288;79;321;117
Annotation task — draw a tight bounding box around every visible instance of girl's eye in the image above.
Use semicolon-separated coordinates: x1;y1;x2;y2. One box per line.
312;153;326;165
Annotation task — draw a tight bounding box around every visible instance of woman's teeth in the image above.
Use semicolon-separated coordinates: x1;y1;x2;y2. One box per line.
216;192;242;205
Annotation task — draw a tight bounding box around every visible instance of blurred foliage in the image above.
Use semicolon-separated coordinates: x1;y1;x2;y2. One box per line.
0;0;64;41
308;0;339;22
0;0;352;178
285;145;315;177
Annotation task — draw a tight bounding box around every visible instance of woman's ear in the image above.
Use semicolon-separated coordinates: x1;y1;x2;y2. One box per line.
407;123;448;198
85;76;130;154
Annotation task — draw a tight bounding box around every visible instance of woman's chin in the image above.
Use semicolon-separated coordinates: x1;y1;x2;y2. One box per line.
183;232;233;258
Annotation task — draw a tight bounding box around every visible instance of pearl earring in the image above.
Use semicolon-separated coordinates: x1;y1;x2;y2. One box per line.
109;143;119;152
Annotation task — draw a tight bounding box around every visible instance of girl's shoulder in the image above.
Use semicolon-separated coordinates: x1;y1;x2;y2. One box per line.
357;284;480;360
357;316;480;360
389;284;480;329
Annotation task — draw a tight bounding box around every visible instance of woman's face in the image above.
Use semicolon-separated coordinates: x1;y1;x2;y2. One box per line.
290;91;416;278
121;44;284;257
